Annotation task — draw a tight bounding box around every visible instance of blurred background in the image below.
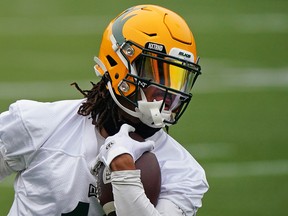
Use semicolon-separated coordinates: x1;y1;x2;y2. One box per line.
0;0;287;215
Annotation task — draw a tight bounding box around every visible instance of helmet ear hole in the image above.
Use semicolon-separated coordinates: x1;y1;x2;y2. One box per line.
106;55;117;67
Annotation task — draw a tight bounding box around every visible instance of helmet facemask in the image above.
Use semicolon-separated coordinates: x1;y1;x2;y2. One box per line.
96;40;201;128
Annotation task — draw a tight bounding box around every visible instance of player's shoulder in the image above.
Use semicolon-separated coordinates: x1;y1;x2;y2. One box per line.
12;99;84;119
148;129;188;156
6;99;88;150
10;98;85;134
14;99;83;111
149;129;207;176
149;130;209;201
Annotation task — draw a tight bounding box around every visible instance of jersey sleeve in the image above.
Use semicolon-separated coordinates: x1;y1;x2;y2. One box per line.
0;99;86;181
0;144;14;180
0;100;41;180
149;130;209;215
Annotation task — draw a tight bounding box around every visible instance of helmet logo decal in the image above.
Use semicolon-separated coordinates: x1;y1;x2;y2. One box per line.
137;80;149;88
169;48;195;62
112;7;139;45
178;51;192;59
145;42;167;53
147;43;164;52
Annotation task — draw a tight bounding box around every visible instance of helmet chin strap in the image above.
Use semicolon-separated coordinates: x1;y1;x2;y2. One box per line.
136;89;172;128
107;81;141;119
107;81;171;128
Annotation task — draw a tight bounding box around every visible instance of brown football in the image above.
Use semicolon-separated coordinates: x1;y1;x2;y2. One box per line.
97;132;161;215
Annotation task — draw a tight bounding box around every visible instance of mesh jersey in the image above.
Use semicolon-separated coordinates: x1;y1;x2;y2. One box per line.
0;99;208;216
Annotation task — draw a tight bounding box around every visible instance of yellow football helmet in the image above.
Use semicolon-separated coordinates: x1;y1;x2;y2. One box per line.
94;5;201;128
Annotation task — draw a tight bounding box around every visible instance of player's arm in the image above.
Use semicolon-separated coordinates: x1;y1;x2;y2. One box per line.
110;154;188;216
98;124;189;216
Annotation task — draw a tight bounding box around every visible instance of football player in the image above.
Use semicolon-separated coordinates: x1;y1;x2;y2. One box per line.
0;5;209;216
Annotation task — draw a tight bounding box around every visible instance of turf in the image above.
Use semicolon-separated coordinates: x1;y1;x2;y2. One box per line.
0;0;287;215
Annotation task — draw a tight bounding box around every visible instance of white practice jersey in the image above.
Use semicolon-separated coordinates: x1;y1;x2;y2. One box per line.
0;99;208;216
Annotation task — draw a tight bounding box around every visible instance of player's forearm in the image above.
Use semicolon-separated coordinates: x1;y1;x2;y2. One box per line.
110;153;160;215
110;153;136;171
111;170;161;216
111;169;188;216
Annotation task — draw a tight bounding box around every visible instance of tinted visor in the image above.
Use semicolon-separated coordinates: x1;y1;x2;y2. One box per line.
135;51;200;94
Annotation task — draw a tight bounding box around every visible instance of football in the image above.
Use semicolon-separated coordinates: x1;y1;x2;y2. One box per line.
97;132;161;215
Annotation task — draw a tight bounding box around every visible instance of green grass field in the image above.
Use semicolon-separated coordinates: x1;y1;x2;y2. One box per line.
1;0;287;215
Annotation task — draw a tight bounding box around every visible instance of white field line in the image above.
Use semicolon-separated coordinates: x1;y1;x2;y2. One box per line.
0;13;287;35
191;13;288;33
1;68;287;100
1;159;287;188
205;159;288;178
0;15;111;35
0;80;92;100
187;143;288;177
194;67;288;94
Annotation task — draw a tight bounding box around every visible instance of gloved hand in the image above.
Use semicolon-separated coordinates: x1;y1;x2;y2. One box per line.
98;124;155;168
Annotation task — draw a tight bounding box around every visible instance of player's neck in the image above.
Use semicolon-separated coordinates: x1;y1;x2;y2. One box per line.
99;127;109;139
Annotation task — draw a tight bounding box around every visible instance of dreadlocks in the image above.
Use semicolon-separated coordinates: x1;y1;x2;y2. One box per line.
71;76;120;131
72;75;166;138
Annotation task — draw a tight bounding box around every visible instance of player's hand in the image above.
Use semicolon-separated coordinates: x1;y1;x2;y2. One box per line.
98;124;155;168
